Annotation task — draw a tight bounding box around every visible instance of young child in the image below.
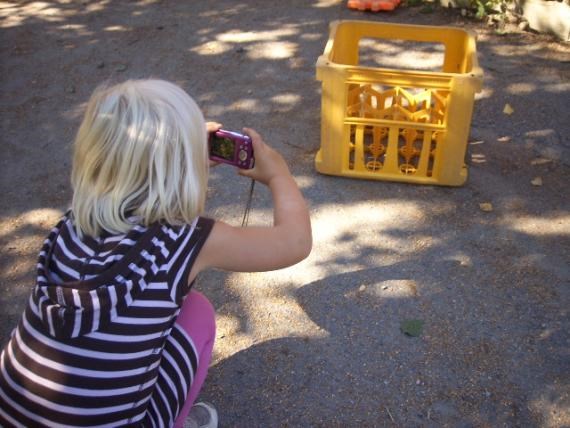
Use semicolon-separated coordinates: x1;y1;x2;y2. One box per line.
0;79;312;427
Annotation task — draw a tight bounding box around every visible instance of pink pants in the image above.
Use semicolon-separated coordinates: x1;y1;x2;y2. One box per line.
172;291;216;428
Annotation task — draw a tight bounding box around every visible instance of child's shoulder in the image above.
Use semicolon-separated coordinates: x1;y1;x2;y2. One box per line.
157;216;215;241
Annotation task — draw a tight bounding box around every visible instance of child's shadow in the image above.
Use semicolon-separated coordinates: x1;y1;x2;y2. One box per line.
202;260;467;427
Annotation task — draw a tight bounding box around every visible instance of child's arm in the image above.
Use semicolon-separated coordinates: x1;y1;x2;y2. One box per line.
191;128;312;278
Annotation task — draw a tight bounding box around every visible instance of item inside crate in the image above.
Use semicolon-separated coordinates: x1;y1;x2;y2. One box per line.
346;83;449;177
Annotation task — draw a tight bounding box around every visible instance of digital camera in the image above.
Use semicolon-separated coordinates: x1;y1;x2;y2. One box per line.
208;129;255;169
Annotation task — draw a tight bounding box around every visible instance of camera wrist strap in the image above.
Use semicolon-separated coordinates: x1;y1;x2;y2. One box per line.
241;179;255;227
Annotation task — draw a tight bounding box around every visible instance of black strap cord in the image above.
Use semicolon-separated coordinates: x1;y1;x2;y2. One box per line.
241;179;256;227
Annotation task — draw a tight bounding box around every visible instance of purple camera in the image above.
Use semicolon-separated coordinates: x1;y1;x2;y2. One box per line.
208;129;255;169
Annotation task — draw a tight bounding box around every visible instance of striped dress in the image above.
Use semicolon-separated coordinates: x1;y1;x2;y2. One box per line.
0;213;214;427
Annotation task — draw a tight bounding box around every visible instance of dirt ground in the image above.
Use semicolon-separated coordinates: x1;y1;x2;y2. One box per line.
1;1;569;427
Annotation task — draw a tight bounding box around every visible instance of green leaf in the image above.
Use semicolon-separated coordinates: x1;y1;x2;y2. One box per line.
475;2;486;19
400;319;424;337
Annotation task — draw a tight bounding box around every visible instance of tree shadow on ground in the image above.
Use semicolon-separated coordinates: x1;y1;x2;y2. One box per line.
203;258;568;426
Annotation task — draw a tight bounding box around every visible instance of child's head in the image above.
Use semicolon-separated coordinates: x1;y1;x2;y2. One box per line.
71;79;208;237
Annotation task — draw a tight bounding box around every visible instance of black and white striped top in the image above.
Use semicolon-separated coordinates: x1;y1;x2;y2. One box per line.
0;212;214;427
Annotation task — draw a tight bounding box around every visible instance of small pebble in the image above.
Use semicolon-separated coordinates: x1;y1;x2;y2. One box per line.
115;63;128;72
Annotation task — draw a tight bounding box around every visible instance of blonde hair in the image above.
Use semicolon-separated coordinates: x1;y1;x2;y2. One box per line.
71;79;208;237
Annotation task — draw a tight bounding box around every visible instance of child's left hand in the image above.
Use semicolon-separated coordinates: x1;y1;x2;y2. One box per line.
206;122;222;167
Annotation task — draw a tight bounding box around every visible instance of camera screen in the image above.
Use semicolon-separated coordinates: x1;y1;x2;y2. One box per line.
210;135;235;161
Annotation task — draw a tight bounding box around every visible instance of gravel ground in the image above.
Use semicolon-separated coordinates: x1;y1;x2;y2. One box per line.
1;1;569;427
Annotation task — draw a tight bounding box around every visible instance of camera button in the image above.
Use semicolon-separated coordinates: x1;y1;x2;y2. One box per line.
238;149;248;161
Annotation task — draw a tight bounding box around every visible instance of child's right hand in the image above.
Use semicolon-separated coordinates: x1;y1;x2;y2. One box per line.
188;126;312;277
238;128;291;186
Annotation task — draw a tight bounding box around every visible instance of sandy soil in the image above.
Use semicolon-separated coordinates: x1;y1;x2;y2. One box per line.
1;1;569;426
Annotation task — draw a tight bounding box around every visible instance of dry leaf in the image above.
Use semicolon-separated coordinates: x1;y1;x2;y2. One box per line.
401;319;424;337
531;177;543;186
479;202;494;212
503;103;514;115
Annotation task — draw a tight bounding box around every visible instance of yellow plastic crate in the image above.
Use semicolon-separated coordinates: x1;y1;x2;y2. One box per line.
315;20;483;186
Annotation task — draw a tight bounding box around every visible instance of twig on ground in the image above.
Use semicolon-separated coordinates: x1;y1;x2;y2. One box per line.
385;406;395;423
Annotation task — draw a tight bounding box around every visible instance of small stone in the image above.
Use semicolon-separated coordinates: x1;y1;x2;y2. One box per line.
531;177;543;186
115;63;128;72
359;285;366;292
479;202;494;212
97;61;105;69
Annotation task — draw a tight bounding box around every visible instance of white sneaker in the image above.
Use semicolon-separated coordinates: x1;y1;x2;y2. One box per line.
183;402;218;428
